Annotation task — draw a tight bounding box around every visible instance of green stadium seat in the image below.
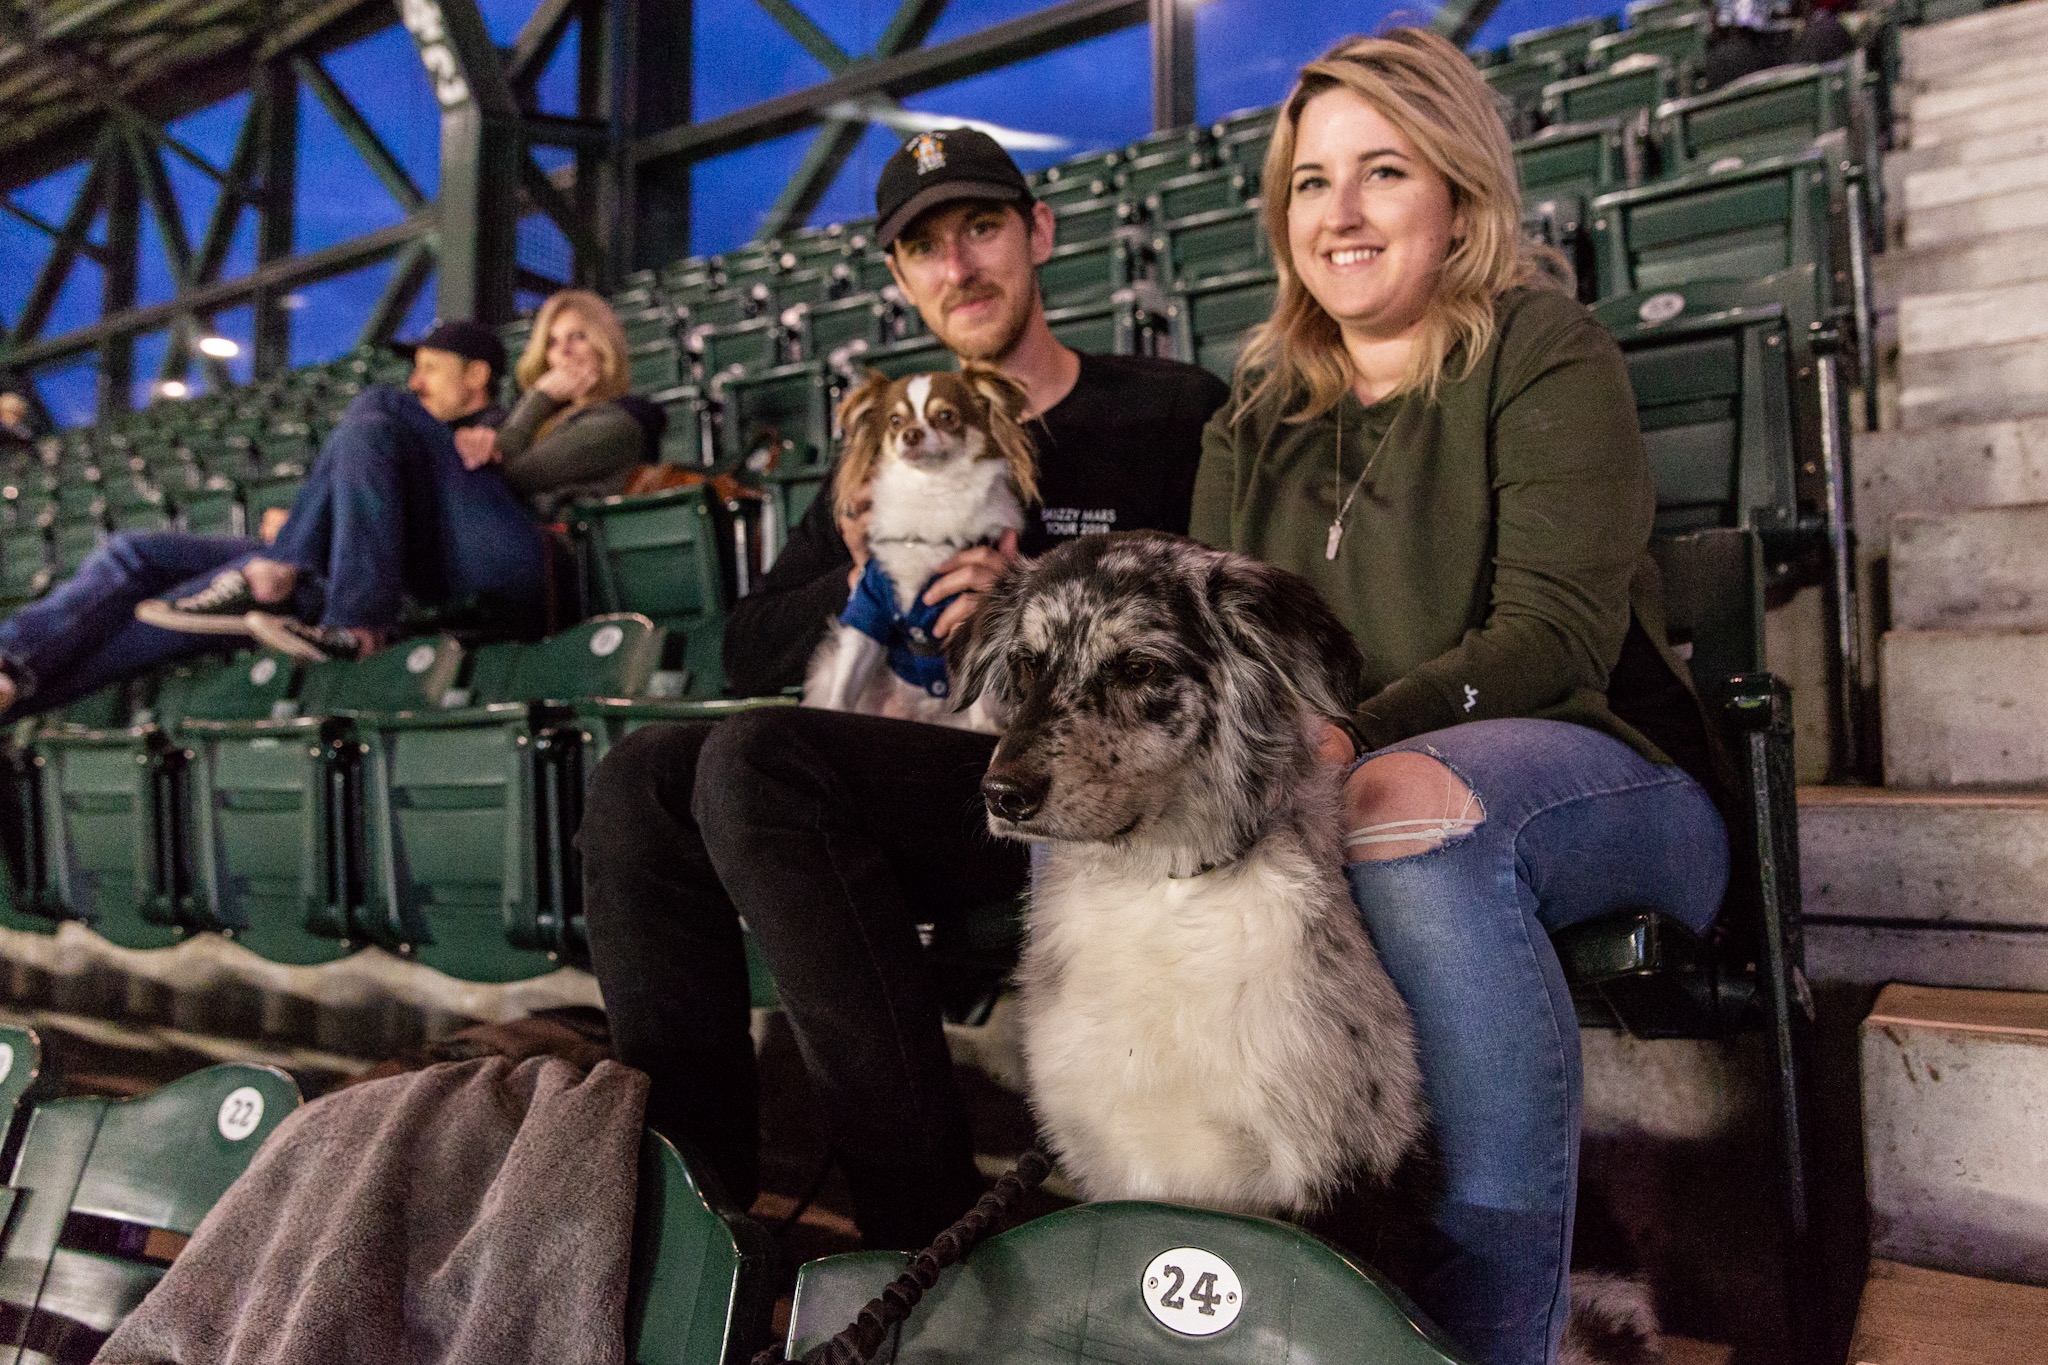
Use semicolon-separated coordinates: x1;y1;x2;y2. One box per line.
179;644;456;963
717;248;783;298
1509;14;1617;68
1;523;52;605
716;360;835;472
1152;206;1269;289
1169;269;1277;381
787;293;887;363
1516;117;1632;206
759;469;828;568
1051;196;1133;249
695;317;782;377
1046;299;1153;357
1593;278;1804;539
1586;12;1711;82
629;341;689;396
784;1202;1469;1364
240;470;304;530
621;306;680;350
837;332;950;381
1037;239;1132;312
1119;144;1212;201
1627;0;1710;25
676;290;757;330
1541;57;1677;126
0;1063;300;1359
50;515;104;579
770;267;837;311
0;1025;43;1141
625;1129;775;1365
351;617;661;980
571;487;733;696
1656;60;1856;174
172;480;242;538
1484;53;1572;139
1145;167;1253;225
646;384;711;469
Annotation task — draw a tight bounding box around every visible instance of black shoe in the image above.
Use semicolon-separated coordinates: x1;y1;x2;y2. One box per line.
245;613;368;663
135;569;262;635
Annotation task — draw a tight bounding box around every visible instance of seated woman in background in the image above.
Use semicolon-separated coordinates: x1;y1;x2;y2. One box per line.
0;292;646;718
1191;31;1729;1365
146;288;646;661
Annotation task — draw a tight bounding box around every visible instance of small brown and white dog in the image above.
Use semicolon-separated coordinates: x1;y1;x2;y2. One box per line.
802;364;1037;731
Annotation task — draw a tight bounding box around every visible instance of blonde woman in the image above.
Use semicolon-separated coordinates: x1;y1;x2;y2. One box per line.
455;288;645;518
1191;31;1727;1365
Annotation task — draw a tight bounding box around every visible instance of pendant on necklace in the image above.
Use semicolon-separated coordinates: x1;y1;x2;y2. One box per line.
1325;521;1343;561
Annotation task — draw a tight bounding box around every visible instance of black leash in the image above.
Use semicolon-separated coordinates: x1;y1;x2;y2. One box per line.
752;1149;1054;1365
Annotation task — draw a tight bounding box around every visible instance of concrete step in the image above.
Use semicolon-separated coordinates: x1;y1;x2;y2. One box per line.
1911;69;2048;128
1903;178;2048;248
1853;414;2048;552
1801;787;2048;991
1873;225;2048;313
1898;335;2048;428
1908;99;2048;156
1891;504;2048;630
1898;277;2048;358
1860;985;2048;1285
1905;149;2048;218
1887;122;2048;187
1848;1260;2048;1365
1879;628;2048;788
1902;0;2048;87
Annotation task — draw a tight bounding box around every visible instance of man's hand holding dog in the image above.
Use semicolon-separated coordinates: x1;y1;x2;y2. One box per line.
840;492;875;591
925;528;1021;639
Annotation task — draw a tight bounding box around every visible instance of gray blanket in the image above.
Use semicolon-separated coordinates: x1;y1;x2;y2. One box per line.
94;1055;649;1365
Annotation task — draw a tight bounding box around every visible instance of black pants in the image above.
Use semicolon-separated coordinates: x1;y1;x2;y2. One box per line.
578;706;1026;1249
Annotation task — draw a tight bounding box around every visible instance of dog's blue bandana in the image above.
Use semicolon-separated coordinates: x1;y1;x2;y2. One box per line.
840;558;955;698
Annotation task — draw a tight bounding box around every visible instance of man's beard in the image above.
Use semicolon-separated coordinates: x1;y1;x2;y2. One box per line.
934;278;1037;363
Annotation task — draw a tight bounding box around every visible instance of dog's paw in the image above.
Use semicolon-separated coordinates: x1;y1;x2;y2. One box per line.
1560;1272;1664;1365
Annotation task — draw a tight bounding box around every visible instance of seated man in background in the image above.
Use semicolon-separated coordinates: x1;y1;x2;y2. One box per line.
0;392;37;459
0;321;510;717
579;128;1231;1248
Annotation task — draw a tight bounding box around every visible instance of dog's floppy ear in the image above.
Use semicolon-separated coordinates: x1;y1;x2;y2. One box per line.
945;555;1033;711
962;362;1040;508
1206;555;1367;721
832;369;892;518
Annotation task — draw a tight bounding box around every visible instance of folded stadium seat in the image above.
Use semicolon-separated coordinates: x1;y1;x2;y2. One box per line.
620;305;681;350
1484;53;1572;140
1144;167;1254;228
1214;120;1273;186
834;332;949;381
1035;238;1134;313
628;339;690;396
717;248;784;299
570;490;734;695
50;513;105;581
169;475;243;539
23;669;218;949
1515;116;1634;296
1657;60;1857;174
239;467;304;535
660;256;720;297
715;361;835;472
1051;195;1135;249
1626;0;1711;26
0;1025;43;1144
782;1202;1470;1364
625;1129;775;1364
645;383;712;469
693;315;783;379
1045;299;1155;357
350;616;661;980
1541;55;1678;126
785;292;887;364
1593;277;1806;542
770;266;838;311
1589;148;1836;337
1034;148;1122;203
1117;128;1214;202
676;288;762;331
1151;205;1270;291
1586;10;1712;90
1167;269;1278;380
179;642;460;964
0;1063;300;1359
1508;12;1617;68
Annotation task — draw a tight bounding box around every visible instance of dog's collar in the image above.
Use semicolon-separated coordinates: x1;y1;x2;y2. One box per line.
867;534;994;552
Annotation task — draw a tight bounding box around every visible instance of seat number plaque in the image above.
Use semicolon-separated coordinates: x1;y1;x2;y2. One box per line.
1142;1247;1242;1336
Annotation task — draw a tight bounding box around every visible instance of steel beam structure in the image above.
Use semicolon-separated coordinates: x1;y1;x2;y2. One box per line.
632;0;1148;168
1150;0;1194;133
1431;0;1509;50
613;0;693;273
252;59;299;376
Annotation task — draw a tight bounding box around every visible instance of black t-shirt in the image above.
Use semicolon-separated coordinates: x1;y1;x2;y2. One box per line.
723;351;1230;696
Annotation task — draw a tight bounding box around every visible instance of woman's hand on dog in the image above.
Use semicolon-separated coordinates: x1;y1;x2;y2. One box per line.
840;491;875;591
925;528;1021;639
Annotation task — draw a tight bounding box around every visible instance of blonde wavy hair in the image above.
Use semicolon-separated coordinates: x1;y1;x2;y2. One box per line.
1236;27;1571;422
514;289;632;434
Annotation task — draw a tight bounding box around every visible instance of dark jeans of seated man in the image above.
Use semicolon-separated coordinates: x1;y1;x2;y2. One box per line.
579;705;1026;1249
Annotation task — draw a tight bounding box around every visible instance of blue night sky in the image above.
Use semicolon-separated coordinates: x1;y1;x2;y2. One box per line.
2;0;1615;426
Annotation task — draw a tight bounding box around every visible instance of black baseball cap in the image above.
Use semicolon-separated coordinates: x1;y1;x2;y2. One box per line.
389;319;507;381
874;127;1034;250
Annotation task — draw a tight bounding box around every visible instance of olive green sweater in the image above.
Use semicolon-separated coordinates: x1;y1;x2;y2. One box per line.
496;391;645;518
1191;285;1702;769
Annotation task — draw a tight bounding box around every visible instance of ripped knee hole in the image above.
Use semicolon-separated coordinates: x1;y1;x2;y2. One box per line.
1343;752;1486;862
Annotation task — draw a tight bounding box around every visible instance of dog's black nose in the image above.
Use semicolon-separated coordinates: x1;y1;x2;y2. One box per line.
982;772;1048;823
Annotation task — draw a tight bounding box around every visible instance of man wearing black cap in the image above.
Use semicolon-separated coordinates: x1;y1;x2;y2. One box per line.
0;323;524;718
580;128;1231;1249
136;318;545;663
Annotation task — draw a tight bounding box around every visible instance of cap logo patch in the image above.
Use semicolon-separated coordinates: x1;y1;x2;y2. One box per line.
909;132;947;175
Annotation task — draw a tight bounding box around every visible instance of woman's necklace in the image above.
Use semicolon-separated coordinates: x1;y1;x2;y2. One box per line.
1326;399;1397;561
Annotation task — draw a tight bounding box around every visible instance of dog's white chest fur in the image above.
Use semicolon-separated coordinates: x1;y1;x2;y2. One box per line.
1021;834;1423;1216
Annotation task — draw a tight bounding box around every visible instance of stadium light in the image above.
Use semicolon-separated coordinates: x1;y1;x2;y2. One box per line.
157;380;190;399
196;336;241;359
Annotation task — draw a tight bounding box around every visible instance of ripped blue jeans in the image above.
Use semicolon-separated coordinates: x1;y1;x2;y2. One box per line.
1344;719;1727;1365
